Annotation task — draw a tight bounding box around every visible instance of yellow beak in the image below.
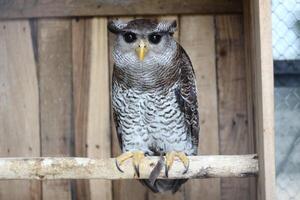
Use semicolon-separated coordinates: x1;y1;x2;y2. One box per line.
135;40;148;61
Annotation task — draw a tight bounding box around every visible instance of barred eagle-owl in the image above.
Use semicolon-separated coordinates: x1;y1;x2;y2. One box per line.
108;19;199;193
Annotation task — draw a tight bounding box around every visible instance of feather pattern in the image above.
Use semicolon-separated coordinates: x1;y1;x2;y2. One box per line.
110;19;199;193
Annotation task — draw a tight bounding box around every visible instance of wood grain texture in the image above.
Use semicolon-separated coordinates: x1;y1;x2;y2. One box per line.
0;20;41;200
0;155;259;180
216;15;255;200
72;18;91;200
37;19;73;200
0;0;242;19
85;17;112;200
243;0;275;199
180;15;220;200
243;1;258;199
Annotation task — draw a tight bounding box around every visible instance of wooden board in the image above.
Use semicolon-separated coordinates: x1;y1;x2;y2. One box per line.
243;0;275;199
215;15;255;200
180;15;220;200
0;20;41;200
243;1;258;199
0;0;242;19
72;18;91;200
86;17;112;200
37;19;73;200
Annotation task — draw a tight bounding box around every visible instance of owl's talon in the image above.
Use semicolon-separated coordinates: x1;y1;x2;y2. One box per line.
115;160;124;173
132;151;145;177
165;151;189;177
165;165;170;177
115;151;145;177
182;162;189;175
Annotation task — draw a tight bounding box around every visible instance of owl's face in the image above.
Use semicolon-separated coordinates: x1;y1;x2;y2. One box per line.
108;19;178;69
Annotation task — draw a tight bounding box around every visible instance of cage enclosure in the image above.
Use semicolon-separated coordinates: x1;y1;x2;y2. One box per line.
0;0;274;200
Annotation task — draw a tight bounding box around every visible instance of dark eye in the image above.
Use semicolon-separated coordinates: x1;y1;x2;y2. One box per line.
148;34;162;44
123;32;137;43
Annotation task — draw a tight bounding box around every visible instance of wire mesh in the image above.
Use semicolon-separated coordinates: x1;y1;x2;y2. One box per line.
273;1;300;199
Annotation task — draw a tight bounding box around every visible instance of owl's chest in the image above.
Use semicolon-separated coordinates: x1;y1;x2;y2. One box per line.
112;83;185;132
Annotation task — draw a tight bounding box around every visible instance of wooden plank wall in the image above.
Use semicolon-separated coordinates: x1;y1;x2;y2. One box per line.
0;14;255;200
0;0;242;19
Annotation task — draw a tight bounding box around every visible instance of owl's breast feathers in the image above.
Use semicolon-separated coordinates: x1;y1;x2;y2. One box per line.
112;44;199;154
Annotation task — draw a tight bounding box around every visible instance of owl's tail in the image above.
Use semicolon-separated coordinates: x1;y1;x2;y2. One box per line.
140;179;187;193
139;156;187;193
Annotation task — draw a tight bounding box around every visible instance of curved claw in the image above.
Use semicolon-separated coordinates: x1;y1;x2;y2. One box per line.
165;164;169;177
115;159;124;173
115;151;134;173
132;151;145;177
182;161;189;174
176;152;189;174
165;151;189;177
115;151;145;177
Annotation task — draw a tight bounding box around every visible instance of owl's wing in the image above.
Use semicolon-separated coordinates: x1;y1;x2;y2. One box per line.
112;68;123;149
112;110;123;148
175;46;200;151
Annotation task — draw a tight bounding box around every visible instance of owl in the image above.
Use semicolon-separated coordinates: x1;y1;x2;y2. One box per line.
108;19;199;193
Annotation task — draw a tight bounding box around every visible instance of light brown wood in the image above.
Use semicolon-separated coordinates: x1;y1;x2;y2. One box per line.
243;0;275;199
216;15;256;200
0;0;242;19
72;18;91;200
0;155;259;180
86;17;112;200
37;19;73;200
0;20;41;200
180;15;220;200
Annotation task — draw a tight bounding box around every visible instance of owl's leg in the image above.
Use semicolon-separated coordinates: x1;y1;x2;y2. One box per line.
165;151;189;177
115;151;145;177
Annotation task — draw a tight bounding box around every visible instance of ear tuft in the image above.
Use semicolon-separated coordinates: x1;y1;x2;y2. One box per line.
156;20;177;34
169;20;177;33
107;19;127;34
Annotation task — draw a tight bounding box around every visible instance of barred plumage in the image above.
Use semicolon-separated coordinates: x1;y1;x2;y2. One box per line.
109;18;199;193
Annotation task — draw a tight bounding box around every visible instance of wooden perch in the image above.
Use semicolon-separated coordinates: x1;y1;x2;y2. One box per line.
0;155;258;180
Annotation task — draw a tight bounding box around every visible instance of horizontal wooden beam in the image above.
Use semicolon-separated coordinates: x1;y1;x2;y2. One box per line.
0;0;242;19
0;155;258;180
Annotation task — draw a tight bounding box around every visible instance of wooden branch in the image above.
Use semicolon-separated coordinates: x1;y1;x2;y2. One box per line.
0;0;242;19
0;155;258;180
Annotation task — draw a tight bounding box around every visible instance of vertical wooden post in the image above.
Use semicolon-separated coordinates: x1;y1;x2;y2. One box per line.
215;15;256;200
0;20;41;200
72;18;91;200
38;19;73;200
180;15;220;200
86;17;112;200
243;0;275;199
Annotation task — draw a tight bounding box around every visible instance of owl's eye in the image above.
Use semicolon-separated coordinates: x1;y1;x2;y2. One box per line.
148;34;162;44
123;32;137;43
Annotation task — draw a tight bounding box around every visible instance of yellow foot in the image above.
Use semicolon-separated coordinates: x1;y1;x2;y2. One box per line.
165;151;189;177
115;151;145;177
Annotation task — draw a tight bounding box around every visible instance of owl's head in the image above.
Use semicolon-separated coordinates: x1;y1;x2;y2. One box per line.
108;19;178;68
